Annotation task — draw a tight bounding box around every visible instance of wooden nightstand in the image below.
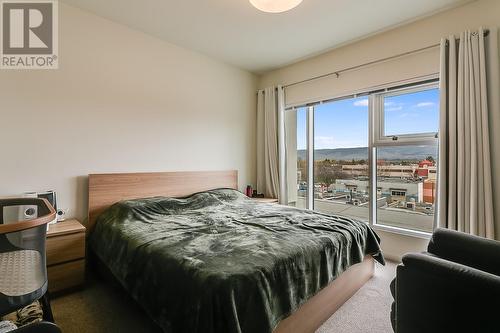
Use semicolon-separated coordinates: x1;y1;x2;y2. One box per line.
251;197;279;204
46;219;86;293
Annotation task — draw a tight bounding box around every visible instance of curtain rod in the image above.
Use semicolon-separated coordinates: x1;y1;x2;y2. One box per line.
283;44;439;89
283;29;490;89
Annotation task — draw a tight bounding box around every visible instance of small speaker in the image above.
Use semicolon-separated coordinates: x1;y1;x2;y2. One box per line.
19;192;38;221
18;190;57;224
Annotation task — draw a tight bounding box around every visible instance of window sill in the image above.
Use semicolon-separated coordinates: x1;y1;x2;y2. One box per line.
371;224;432;240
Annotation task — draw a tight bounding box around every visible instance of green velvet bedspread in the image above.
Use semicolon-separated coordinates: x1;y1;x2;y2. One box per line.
89;188;384;333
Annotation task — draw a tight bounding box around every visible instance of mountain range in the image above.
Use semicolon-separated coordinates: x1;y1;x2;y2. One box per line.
297;146;437;161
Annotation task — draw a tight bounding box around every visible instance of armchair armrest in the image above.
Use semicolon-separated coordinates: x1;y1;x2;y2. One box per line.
394;253;500;333
13;321;61;333
401;252;500;286
427;228;500;276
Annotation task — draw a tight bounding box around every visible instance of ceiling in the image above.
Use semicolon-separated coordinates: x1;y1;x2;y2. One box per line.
61;0;472;73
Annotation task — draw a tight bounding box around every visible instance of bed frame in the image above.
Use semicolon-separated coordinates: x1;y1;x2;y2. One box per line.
87;170;375;333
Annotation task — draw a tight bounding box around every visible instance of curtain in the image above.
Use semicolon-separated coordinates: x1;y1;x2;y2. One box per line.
437;27;499;239
256;86;288;204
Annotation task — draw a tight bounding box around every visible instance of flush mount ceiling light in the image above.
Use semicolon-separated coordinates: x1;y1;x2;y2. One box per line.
249;0;303;13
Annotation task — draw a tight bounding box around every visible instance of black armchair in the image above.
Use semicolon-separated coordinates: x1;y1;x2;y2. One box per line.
12;321;61;333
390;228;500;333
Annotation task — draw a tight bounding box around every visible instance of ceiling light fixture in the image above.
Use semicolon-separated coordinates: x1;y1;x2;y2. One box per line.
249;0;303;13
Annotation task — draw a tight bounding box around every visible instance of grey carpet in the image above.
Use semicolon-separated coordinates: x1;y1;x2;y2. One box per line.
52;261;397;333
317;260;397;333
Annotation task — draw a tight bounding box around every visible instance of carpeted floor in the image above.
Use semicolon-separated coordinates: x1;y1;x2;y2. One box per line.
51;260;397;333
317;260;397;333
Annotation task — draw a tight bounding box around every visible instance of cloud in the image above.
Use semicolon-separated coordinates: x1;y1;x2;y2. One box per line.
386;106;403;112
384;101;406;111
353;99;369;107
416;102;436;107
399;112;420;118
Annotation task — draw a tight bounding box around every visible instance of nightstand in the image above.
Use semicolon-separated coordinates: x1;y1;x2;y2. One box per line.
46;219;86;293
251;197;279;204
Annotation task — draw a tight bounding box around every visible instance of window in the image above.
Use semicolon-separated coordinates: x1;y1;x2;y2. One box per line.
285;96;369;221
285;80;439;236
391;190;407;197
313;97;369;221
383;88;439;137
371;83;439;234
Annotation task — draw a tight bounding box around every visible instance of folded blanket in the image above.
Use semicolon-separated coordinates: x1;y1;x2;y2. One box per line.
1;300;43;329
0;321;17;333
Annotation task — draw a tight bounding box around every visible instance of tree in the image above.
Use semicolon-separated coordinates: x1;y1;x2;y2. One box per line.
314;159;347;189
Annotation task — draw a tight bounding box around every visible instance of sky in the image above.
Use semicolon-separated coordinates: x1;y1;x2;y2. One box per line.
295;88;439;150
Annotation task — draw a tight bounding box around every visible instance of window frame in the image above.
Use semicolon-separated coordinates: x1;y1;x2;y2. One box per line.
369;82;439;238
285;79;439;239
373;82;439;147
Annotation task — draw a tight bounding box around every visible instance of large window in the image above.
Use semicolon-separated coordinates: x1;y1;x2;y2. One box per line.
285;81;439;236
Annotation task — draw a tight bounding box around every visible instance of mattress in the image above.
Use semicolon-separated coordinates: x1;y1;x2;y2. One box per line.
89;188;384;333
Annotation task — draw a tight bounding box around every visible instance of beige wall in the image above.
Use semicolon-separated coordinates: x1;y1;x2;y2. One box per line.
0;4;258;225
260;0;500;260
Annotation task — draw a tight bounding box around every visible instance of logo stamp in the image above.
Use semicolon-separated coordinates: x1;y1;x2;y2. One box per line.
1;0;58;69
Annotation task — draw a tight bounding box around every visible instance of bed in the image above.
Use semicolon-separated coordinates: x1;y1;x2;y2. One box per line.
87;170;384;333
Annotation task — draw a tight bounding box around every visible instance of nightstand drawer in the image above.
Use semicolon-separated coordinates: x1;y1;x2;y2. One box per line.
47;259;85;293
46;231;85;266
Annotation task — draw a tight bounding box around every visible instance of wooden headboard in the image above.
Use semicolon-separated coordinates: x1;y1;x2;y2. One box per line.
87;170;238;232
